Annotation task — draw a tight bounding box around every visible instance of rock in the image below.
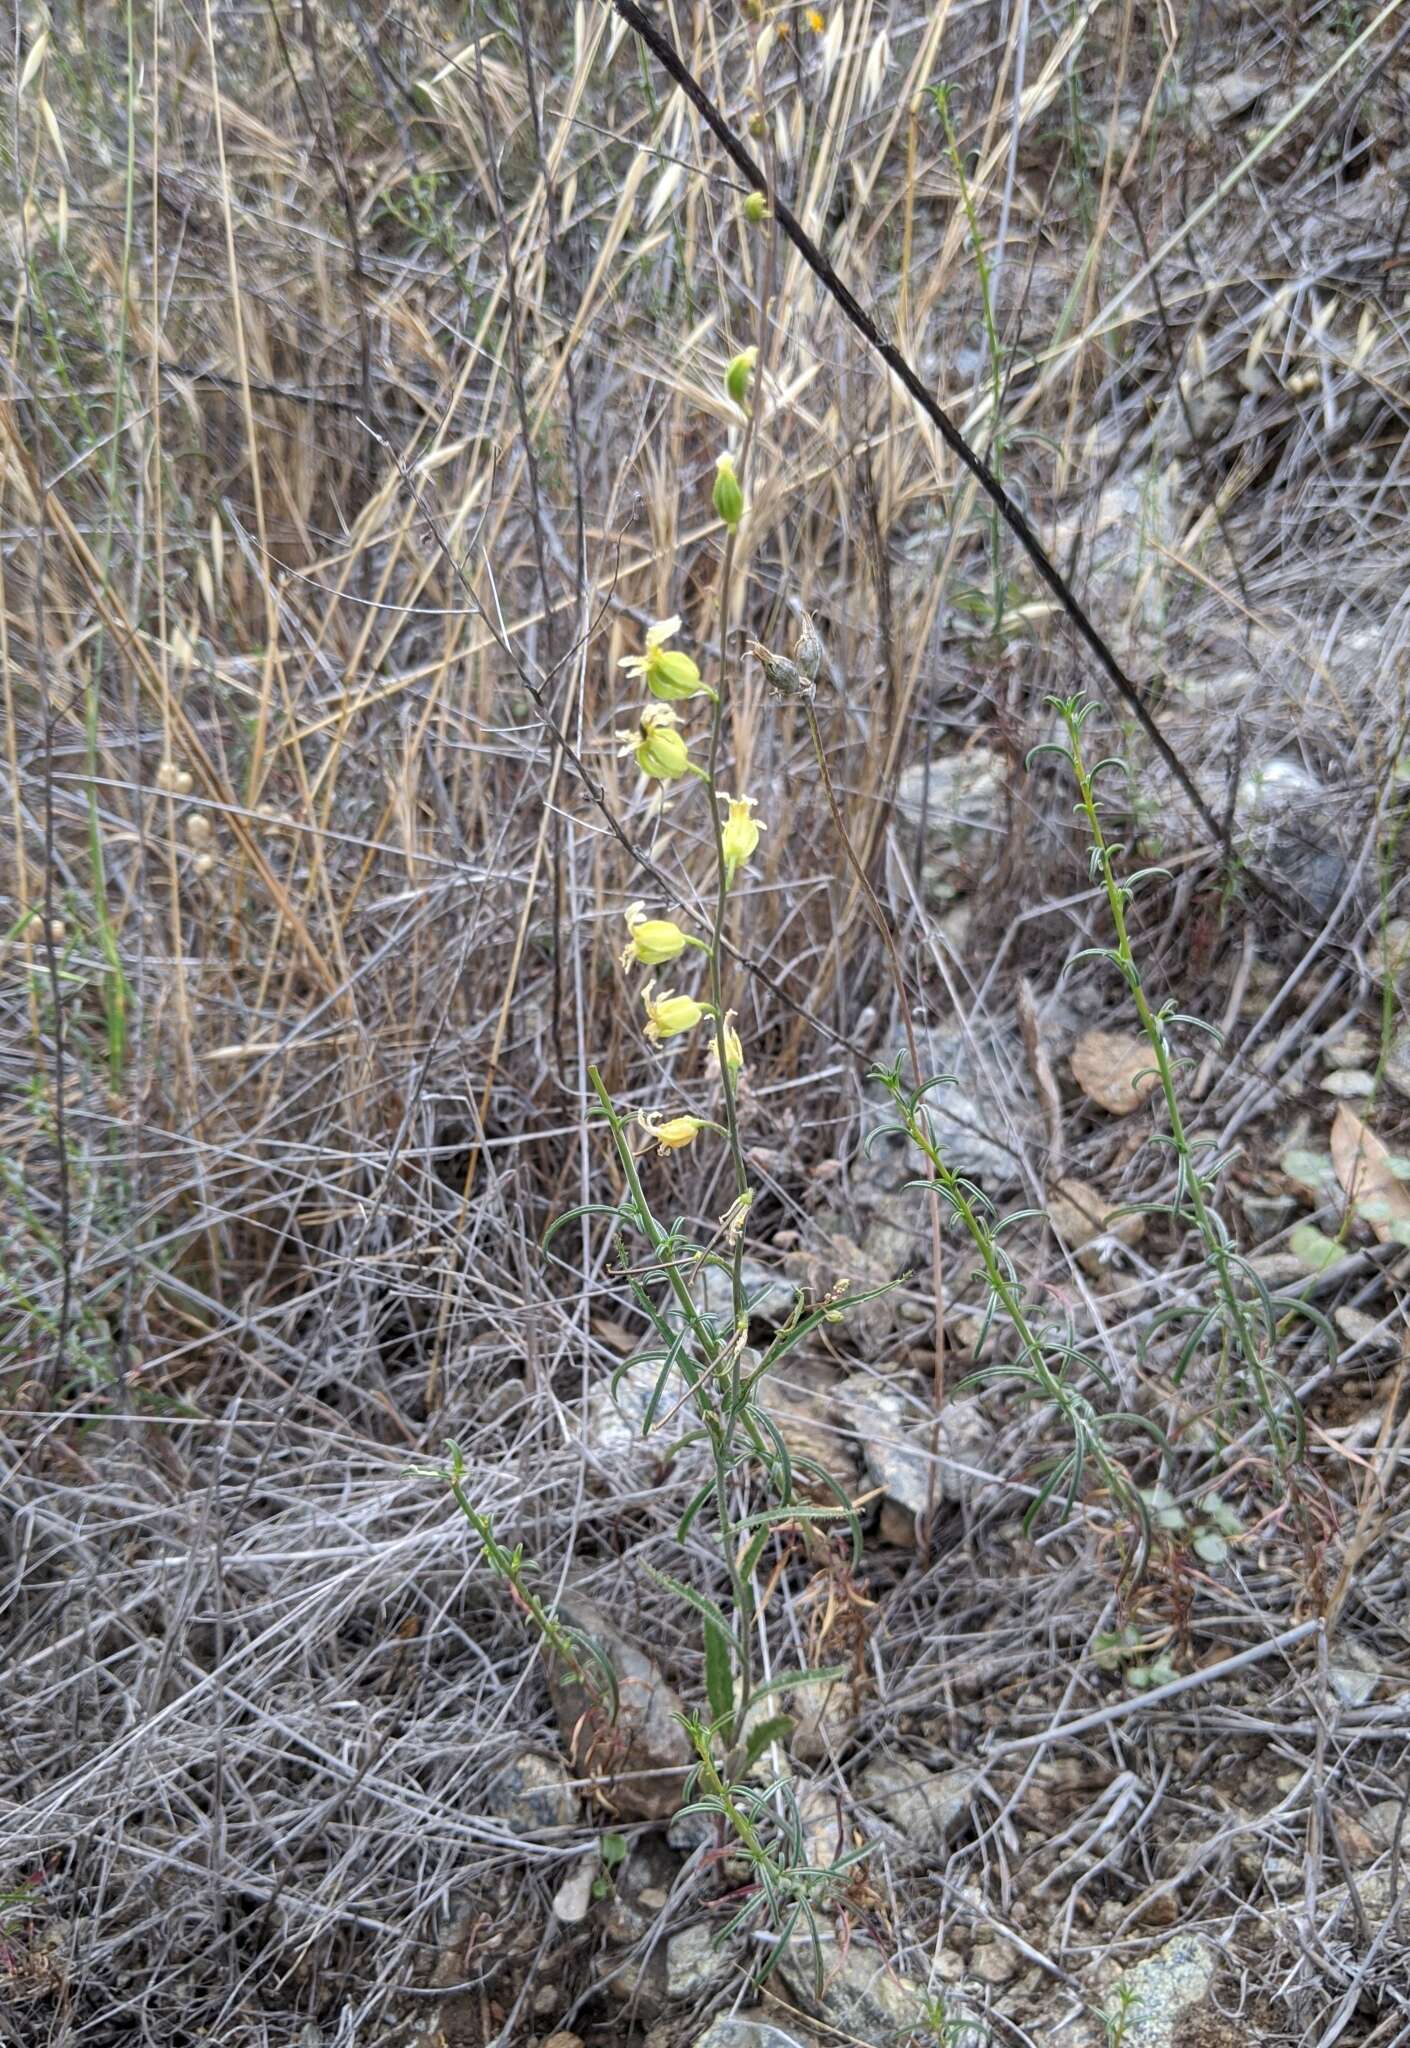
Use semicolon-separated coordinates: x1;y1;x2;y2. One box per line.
551;1855;597;1925
693;2014;819;2048
1057;476;1175;638
1320;1069;1375;1098
784;1223;905;1353
667;1923;732;2001
1384;1023;1410;1102
605;1891;650;1944
1239;1190;1296;1237
1327;1028;1377;1069
1047;1175;1146;1274
1235;758;1347;921
969;1936;1020;1986
548;1587;694;1822
889;749;1007;909
696;1258;797;1329
878;1500;917;1547
855;1756;978;1851
1317;1855;1410;1945
1249;1250;1310;1288
778;1933;930;2045
859;1192;927;1280
585;1358;660;1458
1099;1935;1232;2048
1191;70;1273;122
541;2035;584;2048
667;1807;718;1853
832;1375;995;1516
608;1946;668;2019
862;1024;1030;1190
1329;1639;1381;1707
756;1375;861;1502
790;1675;860;1763
794;1779;852;1871
487;1751;579;1833
1334;1306;1392;1349
600;1839;682;1932
1071;1030;1159;1117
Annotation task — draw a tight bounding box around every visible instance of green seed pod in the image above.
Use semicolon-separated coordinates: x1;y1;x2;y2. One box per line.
725;347;757;408
712;454;745;531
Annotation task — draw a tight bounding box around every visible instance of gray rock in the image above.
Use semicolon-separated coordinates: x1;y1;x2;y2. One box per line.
889;749;1007;908
585;1358;659;1457
693;2014;819;2048
832;1375;994;1515
790;1676;860;1764
551;1854;598;1925
1100;1935;1228;2048
1191;70;1274;122
969;1936;1020;1986
1329;1639;1380;1707
548;1587;693;1822
778;1933;931;2045
1319;1859;1410;1940
793;1779;853;1871
859;1191;927;1279
667;1806;718;1853
1236;758;1347;920
855;1756;978;1850
863;1025;1029;1190
695;1257;798;1329
755;1375;860;1502
667;1923;732;2001
486;1750;579;1833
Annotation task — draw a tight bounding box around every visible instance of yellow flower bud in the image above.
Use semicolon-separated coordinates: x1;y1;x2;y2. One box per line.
712;453;745;532
720;793;764;882
637;1110;708;1155
618;615;708;703
618;705;692;781
642;980;705;1044
742;190;769;225
621;900;691;971
725;347;757;408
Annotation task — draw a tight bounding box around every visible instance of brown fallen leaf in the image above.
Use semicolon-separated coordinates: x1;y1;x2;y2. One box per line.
1329;1104;1410;1243
1071;1029;1160;1117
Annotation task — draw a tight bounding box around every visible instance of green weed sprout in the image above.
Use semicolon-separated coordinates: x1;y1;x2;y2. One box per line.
1034;695;1329;1475
869;1055;1161;1576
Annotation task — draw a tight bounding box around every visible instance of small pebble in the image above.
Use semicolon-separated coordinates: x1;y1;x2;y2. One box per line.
1319;1069;1375;1098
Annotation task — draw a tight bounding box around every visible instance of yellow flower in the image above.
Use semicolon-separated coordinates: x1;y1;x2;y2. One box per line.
725;348;757;408
618;615;708;703
806;7;826;30
712;453;745;531
637;1110;708;1155
622;900;691;971
642;980;705;1044
709;1010;745;1075
617;705;692;781
720;793;764;881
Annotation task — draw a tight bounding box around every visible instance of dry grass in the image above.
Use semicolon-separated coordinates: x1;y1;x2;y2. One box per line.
3;2;1410;2044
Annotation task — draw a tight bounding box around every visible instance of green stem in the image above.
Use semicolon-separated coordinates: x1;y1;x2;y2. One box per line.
1060;706;1289;1469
